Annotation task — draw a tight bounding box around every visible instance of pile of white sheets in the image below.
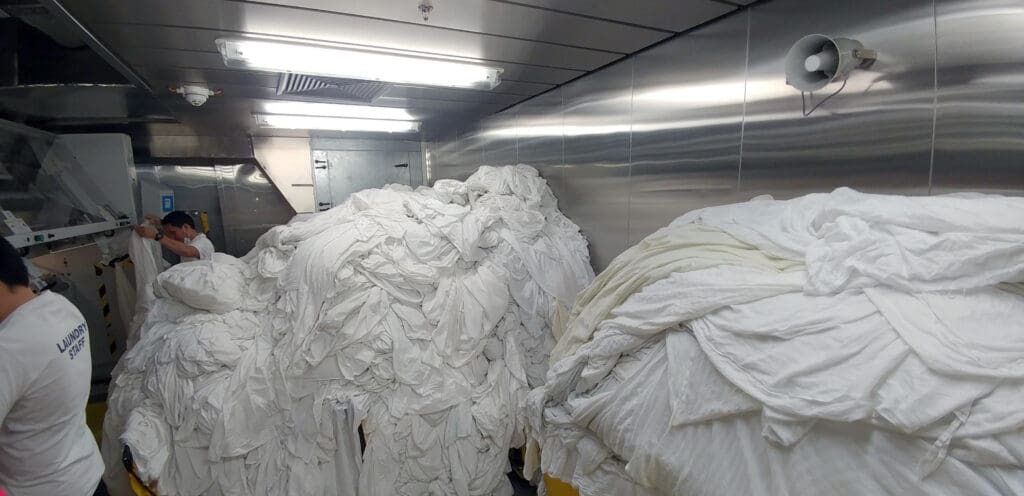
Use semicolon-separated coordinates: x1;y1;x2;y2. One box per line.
528;188;1024;495
102;165;593;496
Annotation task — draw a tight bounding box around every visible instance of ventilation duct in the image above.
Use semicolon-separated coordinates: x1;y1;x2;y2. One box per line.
276;73;391;103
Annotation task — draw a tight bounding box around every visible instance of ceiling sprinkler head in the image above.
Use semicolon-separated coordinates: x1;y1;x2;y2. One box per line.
418;0;433;21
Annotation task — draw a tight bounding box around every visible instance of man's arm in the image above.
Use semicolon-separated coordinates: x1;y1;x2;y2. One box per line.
133;225;200;259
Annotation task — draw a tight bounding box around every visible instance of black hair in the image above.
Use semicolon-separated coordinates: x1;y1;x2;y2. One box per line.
161;211;196;229
0;237;29;288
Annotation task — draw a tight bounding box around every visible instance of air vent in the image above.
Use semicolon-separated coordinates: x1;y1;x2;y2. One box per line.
276;73;391;103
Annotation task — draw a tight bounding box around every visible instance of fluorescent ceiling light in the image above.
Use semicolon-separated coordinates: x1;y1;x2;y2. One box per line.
261;101;416;121
218;38;503;90
254;114;420;133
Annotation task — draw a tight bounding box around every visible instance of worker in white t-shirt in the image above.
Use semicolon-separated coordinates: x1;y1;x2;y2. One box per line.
0;237;104;495
134;210;215;263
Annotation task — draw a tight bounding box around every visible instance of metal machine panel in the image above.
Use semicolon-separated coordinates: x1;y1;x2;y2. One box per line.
516;89;566;200
561;58;634;271
481;111;518;166
628;11;748;244
932;0;1024;194
740;0;936;198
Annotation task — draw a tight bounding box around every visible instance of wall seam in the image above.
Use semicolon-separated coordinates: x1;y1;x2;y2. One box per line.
737;8;752;190
624;57;636;248
559;87;566;196
928;0;939;195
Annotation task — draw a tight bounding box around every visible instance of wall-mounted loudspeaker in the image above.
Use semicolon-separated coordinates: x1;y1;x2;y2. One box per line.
784;34;877;115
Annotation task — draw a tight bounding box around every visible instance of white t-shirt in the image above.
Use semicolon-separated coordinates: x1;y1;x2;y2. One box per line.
0;291;103;496
182;233;215;263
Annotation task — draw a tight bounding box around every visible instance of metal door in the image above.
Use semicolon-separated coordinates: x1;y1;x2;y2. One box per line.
313;149;414;211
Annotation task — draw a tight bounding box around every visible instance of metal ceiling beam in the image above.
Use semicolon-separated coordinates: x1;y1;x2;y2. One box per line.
35;0;153;91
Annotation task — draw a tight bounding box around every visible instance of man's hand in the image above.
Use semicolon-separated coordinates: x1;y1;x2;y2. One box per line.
143;214;162;225
134;225;158;239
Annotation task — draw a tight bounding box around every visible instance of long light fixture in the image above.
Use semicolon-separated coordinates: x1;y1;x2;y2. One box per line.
254;114;420;133
217;38;503;90
261;101;416;121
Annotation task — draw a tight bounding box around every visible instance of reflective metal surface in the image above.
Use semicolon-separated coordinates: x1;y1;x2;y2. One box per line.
38;0;152;91
508;0;735;33
481;111;518;166
311;138;424;208
216;163;295;255
137;163;295;256
628;10;748;244
516;88;565;200
560;59;634;271
72;0;619;71
143;135;253;159
740;0;936;198
137;165;228;253
252;136;315;213
932;0;1024;194
48;0;741;147
236;0;671;54
0;84;173;126
457;125;487;180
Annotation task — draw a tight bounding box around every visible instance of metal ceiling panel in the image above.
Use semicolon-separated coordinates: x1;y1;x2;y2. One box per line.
134;66;529;108
64;0;620;70
505;0;735;33
237;0;670;53
132;65;280;89
115;46;585;86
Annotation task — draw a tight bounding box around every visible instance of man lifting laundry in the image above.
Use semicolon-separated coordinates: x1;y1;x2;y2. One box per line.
134;210;215;263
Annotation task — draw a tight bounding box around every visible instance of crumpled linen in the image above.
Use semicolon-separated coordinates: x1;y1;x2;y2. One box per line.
102;165;592;496
530;188;1024;495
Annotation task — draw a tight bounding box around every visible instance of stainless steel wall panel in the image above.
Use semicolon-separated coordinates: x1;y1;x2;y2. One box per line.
481;111;518;166
740;0;936;198
628;10;748;244
508;0;735;33
932;0;1024;194
448;126;485;181
516;89;566;201
424;131;461;184
561;59;634;271
215;163;296;256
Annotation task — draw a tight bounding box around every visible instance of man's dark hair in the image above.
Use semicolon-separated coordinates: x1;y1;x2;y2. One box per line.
0;237;29;288
161;211;196;229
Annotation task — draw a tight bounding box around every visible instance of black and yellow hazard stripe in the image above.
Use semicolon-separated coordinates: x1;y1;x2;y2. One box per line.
94;264;118;356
